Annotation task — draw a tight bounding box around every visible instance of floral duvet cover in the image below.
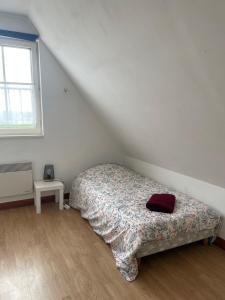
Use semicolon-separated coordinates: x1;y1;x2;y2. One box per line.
69;164;221;281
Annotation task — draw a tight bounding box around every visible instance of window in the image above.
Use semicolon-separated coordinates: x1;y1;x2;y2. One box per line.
0;38;43;137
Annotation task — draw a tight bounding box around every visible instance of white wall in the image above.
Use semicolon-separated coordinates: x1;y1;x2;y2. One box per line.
25;0;225;189
0;13;123;202
0;2;28;15
0;12;34;32
125;156;225;239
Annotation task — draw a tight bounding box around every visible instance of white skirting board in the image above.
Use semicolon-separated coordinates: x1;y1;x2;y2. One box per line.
125;156;225;239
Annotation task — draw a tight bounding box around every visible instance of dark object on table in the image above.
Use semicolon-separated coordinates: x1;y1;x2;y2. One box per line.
43;164;55;181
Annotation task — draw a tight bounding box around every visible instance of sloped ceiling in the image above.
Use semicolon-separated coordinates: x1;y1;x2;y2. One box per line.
1;0;225;188
0;0;28;14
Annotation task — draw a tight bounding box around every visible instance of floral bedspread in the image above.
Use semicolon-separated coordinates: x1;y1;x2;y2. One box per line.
69;164;221;281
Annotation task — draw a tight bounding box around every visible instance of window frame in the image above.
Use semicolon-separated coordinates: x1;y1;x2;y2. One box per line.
0;37;43;137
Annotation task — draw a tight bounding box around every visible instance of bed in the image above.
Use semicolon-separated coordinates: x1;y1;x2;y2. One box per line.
69;164;221;281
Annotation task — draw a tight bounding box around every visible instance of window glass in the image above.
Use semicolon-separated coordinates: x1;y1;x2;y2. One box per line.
4;84;35;127
3;46;32;83
0;87;6;125
0;47;3;82
0;39;42;136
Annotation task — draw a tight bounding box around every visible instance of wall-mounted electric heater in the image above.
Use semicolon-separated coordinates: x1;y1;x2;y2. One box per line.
0;162;33;198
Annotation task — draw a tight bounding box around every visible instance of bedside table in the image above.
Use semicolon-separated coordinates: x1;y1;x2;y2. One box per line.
34;180;64;214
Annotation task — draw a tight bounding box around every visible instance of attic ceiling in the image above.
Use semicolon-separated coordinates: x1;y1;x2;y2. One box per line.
1;0;225;188
0;0;28;14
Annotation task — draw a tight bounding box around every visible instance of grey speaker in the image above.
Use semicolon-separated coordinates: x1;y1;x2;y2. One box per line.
43;164;55;181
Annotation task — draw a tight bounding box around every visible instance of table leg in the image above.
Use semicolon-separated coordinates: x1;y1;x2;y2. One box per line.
59;188;64;210
35;190;41;214
55;190;59;203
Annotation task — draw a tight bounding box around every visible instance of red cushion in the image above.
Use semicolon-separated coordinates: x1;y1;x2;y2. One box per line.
146;193;176;213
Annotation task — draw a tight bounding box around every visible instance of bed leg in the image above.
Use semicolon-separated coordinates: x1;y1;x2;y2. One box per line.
208;236;216;245
137;258;141;268
202;238;209;246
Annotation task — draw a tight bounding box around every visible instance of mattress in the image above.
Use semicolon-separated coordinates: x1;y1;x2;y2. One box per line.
69;164;221;281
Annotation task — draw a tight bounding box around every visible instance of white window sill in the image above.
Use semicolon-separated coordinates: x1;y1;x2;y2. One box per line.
0;132;44;138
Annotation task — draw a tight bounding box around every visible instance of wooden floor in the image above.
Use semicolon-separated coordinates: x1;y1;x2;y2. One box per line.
0;204;225;300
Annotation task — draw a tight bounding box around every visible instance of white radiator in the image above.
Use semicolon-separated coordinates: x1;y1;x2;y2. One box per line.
0;162;33;198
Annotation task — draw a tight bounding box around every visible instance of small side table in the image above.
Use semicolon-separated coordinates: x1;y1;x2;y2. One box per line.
34;180;64;214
